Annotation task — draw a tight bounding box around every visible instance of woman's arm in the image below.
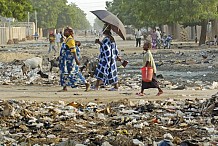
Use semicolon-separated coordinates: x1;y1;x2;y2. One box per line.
95;39;102;46
72;51;80;65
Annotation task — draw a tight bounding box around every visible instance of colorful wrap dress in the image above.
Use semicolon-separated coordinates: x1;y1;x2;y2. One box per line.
59;36;86;87
95;36;119;85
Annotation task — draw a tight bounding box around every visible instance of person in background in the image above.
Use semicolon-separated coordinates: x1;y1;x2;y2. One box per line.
48;32;56;54
156;28;162;49
58;27;90;92
94;24;121;91
60;31;64;43
135;29;142;47
55;32;62;51
151;29;157;49
136;42;163;96
214;35;217;46
85;30;87;37
34;32;39;40
163;34;172;49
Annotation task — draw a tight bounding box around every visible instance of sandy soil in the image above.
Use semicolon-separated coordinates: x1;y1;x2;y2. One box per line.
0;36;217;103
0;85;217;103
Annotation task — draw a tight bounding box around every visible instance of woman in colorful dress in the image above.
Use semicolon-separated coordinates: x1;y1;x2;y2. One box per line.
58;27;90;92
151;29;157;49
94;24;121;91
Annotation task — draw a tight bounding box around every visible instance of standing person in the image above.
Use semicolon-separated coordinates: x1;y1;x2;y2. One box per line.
214;35;217;46
163;34;172;49
60;31;64;43
136;42;163;96
156;28;162;49
151;29;157;49
55;32;62;50
34;32;39;40
48;32;57;54
94;24;121;91
84;30;87;37
135;29;142;47
58;27;90;92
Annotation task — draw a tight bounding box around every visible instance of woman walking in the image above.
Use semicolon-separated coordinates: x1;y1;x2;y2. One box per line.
94;24;121;91
58;27;89;92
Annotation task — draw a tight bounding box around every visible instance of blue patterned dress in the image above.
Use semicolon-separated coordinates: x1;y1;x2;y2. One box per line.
95;36;119;85
59;41;86;87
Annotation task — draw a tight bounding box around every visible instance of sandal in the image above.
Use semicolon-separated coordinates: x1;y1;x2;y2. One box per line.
136;92;145;96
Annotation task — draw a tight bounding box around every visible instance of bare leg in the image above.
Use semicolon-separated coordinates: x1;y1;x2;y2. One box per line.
140;88;144;94
85;82;90;91
156;87;163;96
95;79;101;90
114;83;119;89
136;87;145;96
58;86;67;92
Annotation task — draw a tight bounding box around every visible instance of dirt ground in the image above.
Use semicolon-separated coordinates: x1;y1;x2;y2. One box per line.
0;36;217;103
0;84;217;103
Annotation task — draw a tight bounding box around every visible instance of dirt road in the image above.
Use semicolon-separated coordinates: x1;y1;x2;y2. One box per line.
0;85;216;103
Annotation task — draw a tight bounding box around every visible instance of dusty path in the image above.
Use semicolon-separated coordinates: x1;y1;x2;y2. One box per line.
0;85;216;103
0;37;217;103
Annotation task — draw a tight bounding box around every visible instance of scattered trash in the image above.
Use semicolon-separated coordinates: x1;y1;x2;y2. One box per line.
0;93;217;145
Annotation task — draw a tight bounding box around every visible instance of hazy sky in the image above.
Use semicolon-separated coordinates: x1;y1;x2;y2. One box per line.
67;0;112;26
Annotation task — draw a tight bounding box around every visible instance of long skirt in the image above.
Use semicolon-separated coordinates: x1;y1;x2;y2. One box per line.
141;75;159;89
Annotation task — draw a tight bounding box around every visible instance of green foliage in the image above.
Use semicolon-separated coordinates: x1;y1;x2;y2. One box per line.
29;0;91;30
29;0;67;29
0;0;33;20
106;0;218;28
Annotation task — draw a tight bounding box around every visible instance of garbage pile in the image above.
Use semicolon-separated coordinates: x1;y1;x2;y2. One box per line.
0;93;218;145
0;56;218;92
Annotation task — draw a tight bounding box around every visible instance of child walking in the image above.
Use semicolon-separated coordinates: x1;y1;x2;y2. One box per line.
136;42;163;96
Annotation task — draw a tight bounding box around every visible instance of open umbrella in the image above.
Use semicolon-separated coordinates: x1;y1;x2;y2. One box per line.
91;10;126;40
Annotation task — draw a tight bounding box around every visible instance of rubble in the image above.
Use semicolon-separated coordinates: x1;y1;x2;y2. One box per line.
0;40;218;145
0;93;217;145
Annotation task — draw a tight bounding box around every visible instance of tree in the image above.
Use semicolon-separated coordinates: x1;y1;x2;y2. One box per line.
0;0;33;20
106;0;218;45
29;0;91;30
29;0;67;29
56;3;91;30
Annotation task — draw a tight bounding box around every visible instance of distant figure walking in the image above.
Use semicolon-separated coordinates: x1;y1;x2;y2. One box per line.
60;31;64;43
214;35;217;46
156;28;162;49
163;34;172;49
151;29;157;49
55;32;62;50
85;30;87;37
48;32;57;54
135;29;142;47
136;42;163;96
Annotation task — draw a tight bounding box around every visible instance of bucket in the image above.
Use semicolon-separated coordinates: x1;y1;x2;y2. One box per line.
141;67;153;82
121;60;128;68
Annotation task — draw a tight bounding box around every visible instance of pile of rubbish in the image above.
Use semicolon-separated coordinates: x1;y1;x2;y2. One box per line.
0;56;218;92
0;93;217;145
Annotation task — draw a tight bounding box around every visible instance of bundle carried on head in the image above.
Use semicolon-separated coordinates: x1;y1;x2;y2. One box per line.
65;26;73;33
